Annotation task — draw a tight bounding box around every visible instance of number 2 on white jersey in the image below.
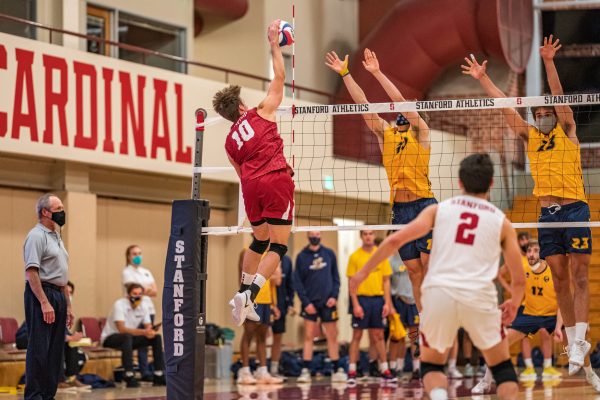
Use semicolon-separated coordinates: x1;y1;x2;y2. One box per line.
231;120;255;150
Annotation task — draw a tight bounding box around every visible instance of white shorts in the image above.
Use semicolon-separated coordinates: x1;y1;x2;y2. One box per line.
420;287;504;353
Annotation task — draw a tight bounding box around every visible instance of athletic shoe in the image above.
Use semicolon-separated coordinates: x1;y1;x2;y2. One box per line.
232;290;254;326
153;374;166;386
476;365;486;377
464;363;475;377
124;376;140;388
65;377;92;390
586;369;600;392
411;369;421;381
271;373;287;382
381;369;397;384
229;297;260;322
331;368;348;383
369;361;380;378
519;367;537;381
347;370;357;385
471;378;493;394
542;366;562;380
254;370;284;384
447;367;463;379
237;369;257;385
569;340;591;375
297;368;312;383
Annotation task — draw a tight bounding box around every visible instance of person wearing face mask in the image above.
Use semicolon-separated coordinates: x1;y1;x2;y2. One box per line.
122;245;157;381
326;49;435;312
293;231;346;383
101;283;166;388
473;240;600;394
23;193;73;400
463;35;592;380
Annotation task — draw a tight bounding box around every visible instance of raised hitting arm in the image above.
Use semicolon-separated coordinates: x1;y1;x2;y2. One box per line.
362;48;430;147
258;20;285;120
540;35;577;141
461;55;530;140
325;51;388;148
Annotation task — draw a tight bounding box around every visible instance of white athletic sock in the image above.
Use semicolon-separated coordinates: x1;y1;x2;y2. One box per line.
241;366;251;374
429;387;448;400
257;366;268;374
398;358;405;372
576;322;589;342
584;365;594;376
524;358;534;368
448;358;457;369
390;361;397;370
543;358;552;368
125;371;134;377
483;366;493;383
413;359;421;371
349;363;357;373
154;370;164;376
241;272;254;286
253;274;267;289
566;326;576;345
379;361;389;372
271;361;279;375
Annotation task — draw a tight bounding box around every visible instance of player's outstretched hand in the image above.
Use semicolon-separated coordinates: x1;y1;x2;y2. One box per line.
267;19;281;45
461;54;487;80
325;51;348;75
499;299;517;326
362;48;380;73
540;34;562;60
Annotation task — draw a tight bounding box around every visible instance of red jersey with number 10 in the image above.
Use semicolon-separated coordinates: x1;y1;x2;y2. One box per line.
225;108;288;181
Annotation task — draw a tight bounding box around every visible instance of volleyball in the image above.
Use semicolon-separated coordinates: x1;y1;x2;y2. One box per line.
278;20;294;47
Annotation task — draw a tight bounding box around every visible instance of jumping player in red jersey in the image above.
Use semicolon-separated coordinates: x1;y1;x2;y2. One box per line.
213;20;294;326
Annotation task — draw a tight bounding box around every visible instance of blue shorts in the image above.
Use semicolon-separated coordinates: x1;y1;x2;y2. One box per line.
272;311;286;334
392;198;437;261
392;296;419;327
301;305;338;323
351;296;385;330
538;201;592;259
510;306;557;335
255;304;271;326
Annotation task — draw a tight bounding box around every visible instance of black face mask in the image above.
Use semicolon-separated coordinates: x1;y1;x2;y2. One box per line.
129;295;142;305
49;210;66;227
308;237;321;246
520;244;528;253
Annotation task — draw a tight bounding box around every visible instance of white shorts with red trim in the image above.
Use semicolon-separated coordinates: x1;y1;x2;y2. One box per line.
420;287;504;353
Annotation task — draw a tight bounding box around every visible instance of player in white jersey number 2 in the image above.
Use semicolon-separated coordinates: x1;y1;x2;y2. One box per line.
349;153;526;400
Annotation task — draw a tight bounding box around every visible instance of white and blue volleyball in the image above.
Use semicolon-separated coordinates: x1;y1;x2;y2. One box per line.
278;20;294;47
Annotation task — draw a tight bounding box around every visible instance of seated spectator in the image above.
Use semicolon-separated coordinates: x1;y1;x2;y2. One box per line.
100;283;166;388
122;244;157;381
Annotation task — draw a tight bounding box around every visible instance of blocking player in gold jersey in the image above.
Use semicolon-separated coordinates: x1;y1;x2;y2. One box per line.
462;34;591;375
325;49;435;310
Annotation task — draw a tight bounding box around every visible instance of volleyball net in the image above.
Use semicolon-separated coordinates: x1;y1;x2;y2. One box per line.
198;93;600;235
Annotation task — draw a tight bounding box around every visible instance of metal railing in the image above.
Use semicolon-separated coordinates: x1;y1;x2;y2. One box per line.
0;13;333;102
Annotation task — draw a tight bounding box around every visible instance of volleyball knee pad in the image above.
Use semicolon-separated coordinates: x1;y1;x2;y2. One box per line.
249;238;270;254
420;362;445;379
490;359;517;385
268;243;288;260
